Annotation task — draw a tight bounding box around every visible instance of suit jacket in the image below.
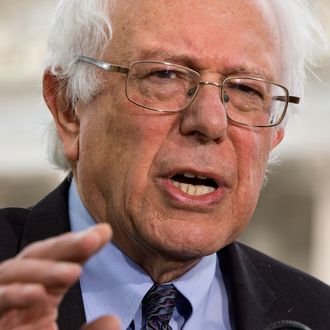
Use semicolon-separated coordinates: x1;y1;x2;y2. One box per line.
0;179;329;330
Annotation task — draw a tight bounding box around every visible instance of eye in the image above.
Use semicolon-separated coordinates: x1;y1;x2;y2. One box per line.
229;82;264;99
142;68;187;86
151;70;178;79
240;84;262;98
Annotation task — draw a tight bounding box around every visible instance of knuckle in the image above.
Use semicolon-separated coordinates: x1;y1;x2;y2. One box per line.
0;259;20;282
0;284;19;307
0;286;11;303
18;240;47;258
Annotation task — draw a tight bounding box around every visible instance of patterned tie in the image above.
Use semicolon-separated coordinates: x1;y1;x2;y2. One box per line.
142;283;179;330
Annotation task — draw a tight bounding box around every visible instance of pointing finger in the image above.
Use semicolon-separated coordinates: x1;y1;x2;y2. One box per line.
19;223;112;264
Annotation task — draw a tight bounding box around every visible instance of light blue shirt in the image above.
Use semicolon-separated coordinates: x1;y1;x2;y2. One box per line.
69;181;232;329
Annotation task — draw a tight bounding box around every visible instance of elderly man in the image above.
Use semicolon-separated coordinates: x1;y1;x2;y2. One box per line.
0;0;329;329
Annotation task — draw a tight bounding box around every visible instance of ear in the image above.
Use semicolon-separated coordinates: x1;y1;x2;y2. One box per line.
271;127;285;150
43;70;80;162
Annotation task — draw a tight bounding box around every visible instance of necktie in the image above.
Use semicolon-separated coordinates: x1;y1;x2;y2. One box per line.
142;283;179;330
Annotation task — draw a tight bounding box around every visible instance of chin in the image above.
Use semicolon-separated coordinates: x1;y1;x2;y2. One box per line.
168;221;242;255
154;232;230;260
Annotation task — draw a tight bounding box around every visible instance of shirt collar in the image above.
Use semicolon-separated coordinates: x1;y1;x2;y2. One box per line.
173;253;218;318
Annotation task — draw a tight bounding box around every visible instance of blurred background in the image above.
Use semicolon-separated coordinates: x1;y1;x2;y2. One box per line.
0;0;329;284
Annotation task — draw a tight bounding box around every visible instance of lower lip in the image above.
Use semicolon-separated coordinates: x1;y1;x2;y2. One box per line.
159;178;227;209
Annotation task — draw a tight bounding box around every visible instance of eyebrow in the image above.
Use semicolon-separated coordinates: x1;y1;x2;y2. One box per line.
135;48;197;66
222;65;275;80
133;48;275;81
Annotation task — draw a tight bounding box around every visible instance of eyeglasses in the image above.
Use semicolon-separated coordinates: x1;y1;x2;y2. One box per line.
77;55;300;128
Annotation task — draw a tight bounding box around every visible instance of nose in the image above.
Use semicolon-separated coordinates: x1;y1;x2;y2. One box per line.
180;81;228;143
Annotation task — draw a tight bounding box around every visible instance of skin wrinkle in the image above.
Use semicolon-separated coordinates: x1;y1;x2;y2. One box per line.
49;0;286;283
46;0;317;172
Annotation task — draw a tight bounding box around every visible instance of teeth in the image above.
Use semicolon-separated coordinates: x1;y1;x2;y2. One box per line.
172;180;180;188
183;173;195;178
197;175;208;179
183;172;208;180
187;184;196;195
171;180;216;196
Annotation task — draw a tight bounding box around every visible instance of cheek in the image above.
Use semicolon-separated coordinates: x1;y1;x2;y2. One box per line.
234;127;271;176
108;110;177;173
230;127;272;214
92;108;176;207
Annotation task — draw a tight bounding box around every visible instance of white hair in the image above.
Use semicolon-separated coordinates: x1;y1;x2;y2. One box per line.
269;0;327;117
45;0;327;170
46;0;115;169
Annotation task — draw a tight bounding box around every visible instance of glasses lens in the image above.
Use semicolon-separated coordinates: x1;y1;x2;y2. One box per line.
222;77;288;127
126;62;199;112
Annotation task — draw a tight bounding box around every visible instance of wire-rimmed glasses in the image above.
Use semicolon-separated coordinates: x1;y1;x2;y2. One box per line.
77;55;300;128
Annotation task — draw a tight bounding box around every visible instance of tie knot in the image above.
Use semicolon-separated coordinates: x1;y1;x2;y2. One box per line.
142;284;179;330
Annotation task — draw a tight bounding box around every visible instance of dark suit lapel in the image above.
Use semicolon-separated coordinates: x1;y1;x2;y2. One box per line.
20;177;73;247
219;242;276;330
19;177;86;330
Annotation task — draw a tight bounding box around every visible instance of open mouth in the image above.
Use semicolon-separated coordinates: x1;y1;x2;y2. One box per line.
170;172;219;196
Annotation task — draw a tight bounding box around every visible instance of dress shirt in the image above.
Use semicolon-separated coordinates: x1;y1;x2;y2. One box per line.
69;181;232;329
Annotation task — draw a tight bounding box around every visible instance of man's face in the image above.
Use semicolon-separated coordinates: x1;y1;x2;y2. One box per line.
71;0;284;266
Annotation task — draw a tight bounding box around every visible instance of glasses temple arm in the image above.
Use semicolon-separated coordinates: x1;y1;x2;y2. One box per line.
77;55;129;74
273;95;300;104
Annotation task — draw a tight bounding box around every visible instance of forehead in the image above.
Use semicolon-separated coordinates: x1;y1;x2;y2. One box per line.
108;0;282;80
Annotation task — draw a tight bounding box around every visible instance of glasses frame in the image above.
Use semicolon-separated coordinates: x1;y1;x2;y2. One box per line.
77;55;300;128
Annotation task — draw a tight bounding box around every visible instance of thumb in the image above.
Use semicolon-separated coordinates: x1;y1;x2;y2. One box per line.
81;315;121;330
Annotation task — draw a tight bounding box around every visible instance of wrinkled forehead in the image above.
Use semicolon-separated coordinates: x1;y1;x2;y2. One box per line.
110;0;279;38
108;0;282;78
112;0;276;18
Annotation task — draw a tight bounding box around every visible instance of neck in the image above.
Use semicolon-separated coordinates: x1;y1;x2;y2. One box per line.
142;255;200;283
113;238;201;283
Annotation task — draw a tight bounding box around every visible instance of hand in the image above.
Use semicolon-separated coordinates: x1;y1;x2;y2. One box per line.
0;224;118;330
